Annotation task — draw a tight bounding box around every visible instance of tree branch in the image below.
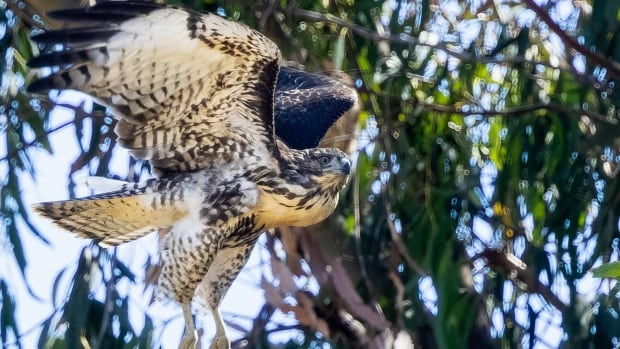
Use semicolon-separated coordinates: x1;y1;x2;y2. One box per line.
412;101;615;124
522;0;620;80
7;0;46;29
352;169;376;296
479;249;568;312
384;200;427;276
282;6;573;72
280;5;616;94
0;118;73;163
92;250;118;349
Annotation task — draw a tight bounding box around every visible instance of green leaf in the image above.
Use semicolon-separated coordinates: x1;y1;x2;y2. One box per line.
0;280;22;349
591;262;620;279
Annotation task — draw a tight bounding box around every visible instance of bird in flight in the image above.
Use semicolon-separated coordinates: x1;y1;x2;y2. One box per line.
28;1;357;348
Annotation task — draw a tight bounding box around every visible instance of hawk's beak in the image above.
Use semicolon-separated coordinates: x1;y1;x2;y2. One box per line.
341;158;351;175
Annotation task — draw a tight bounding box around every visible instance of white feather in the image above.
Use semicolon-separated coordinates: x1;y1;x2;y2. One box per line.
79;176;128;193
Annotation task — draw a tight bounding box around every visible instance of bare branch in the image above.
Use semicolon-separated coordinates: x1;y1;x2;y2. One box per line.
7;0;46;29
412;101;616;124
282;7;567;71
479;249;568;312
280;5;616;94
352;169;376;295
384;201;427;276
387;269;405;328
522;0;620;80
92;250;118;349
0;102;93;164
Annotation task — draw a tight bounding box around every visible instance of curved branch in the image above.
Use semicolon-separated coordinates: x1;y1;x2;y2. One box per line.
413;101;615;123
479;249;567;312
384;200;427;276
283;6;570;72
0;102;91;164
522;0;620;80
281;5;616;94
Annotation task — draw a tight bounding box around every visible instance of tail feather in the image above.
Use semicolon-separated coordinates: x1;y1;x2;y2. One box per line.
33;180;186;246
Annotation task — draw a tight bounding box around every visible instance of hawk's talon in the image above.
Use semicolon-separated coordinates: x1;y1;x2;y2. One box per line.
209;335;230;349
179;332;198;349
180;303;198;349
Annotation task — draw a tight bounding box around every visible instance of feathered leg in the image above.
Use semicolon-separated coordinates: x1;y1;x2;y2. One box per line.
195;244;255;349
158;227;224;349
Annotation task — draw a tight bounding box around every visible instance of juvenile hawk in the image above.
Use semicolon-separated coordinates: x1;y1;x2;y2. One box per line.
29;1;357;348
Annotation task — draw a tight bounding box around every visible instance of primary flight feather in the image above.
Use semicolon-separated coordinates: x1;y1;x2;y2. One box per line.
28;1;356;348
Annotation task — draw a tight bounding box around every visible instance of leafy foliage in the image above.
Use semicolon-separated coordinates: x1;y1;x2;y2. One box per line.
1;0;49;285
3;0;620;348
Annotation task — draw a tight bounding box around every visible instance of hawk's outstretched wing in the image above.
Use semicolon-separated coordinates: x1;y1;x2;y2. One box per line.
28;1;281;174
275;66;357;149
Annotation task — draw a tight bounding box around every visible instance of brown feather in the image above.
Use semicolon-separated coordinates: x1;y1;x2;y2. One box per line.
33;194;186;246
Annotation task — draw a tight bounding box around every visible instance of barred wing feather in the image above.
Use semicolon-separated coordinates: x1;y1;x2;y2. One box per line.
29;1;282;175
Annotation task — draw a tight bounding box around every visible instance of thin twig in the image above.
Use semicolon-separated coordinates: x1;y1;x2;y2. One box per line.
414;101;616;123
352;170;375;294
384;200;427;276
0;102;95;163
522;0;620;80
93;250;118;349
376;107;427;277
0;119;74;163
284;7;568;72
478;249;568;312
388;269;405;328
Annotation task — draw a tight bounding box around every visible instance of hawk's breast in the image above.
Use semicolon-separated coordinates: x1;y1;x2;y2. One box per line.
255;184;340;227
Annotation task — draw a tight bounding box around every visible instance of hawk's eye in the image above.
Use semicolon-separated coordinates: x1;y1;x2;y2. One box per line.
318;156;332;166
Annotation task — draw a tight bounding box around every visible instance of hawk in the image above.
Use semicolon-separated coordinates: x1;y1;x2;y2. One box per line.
28;1;357;348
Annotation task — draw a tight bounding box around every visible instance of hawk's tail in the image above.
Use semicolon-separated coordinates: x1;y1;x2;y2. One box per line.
33;178;186;246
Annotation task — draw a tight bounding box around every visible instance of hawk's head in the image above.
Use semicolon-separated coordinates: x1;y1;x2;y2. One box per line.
258;146;350;227
286;147;351;192
256;141;351;227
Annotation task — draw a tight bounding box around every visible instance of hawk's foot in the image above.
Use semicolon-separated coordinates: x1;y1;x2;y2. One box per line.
210;307;230;348
179;331;197;349
209;334;230;349
180;303;198;349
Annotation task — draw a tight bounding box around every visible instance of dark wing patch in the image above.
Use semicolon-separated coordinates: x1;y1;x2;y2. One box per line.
274;66;357;149
28;1;282;175
45;0;165;22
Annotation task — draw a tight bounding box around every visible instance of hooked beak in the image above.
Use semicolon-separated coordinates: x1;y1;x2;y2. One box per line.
341;158;351;175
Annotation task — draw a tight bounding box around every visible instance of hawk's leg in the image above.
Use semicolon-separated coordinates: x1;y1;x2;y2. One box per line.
159;229;223;349
195;244;255;349
210;308;229;349
180;303;198;349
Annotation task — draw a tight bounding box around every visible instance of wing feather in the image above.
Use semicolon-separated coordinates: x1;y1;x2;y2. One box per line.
274;66;357;149
29;1;282;174
46;0;164;22
32;179;187;246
